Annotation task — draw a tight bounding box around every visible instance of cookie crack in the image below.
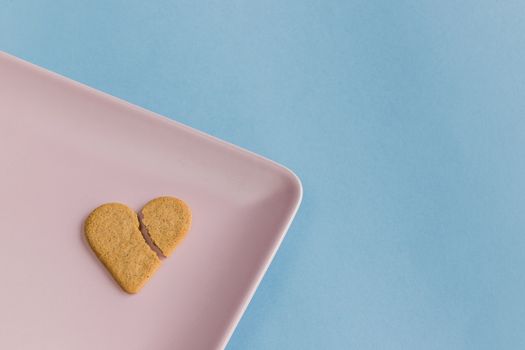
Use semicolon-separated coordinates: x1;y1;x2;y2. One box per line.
138;212;166;259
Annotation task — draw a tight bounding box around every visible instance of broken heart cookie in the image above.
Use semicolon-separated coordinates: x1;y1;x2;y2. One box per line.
85;203;161;294
85;197;192;294
141;196;192;257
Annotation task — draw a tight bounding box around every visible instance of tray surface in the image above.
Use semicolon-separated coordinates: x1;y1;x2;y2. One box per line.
0;52;301;350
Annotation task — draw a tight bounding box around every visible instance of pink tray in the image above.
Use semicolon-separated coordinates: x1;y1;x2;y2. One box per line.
0;52;301;350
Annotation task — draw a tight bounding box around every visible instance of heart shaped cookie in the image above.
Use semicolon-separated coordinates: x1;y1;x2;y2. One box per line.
85;203;161;294
140;197;192;257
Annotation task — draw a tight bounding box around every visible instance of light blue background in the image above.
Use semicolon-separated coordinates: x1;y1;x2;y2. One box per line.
2;1;525;349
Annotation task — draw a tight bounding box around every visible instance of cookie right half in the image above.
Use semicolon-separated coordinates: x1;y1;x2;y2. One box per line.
140;196;192;257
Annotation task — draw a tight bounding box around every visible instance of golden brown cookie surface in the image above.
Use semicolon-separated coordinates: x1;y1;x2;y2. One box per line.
141;196;192;257
84;203;161;294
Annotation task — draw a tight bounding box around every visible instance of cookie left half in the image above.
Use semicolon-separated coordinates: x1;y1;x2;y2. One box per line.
85;203;161;294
